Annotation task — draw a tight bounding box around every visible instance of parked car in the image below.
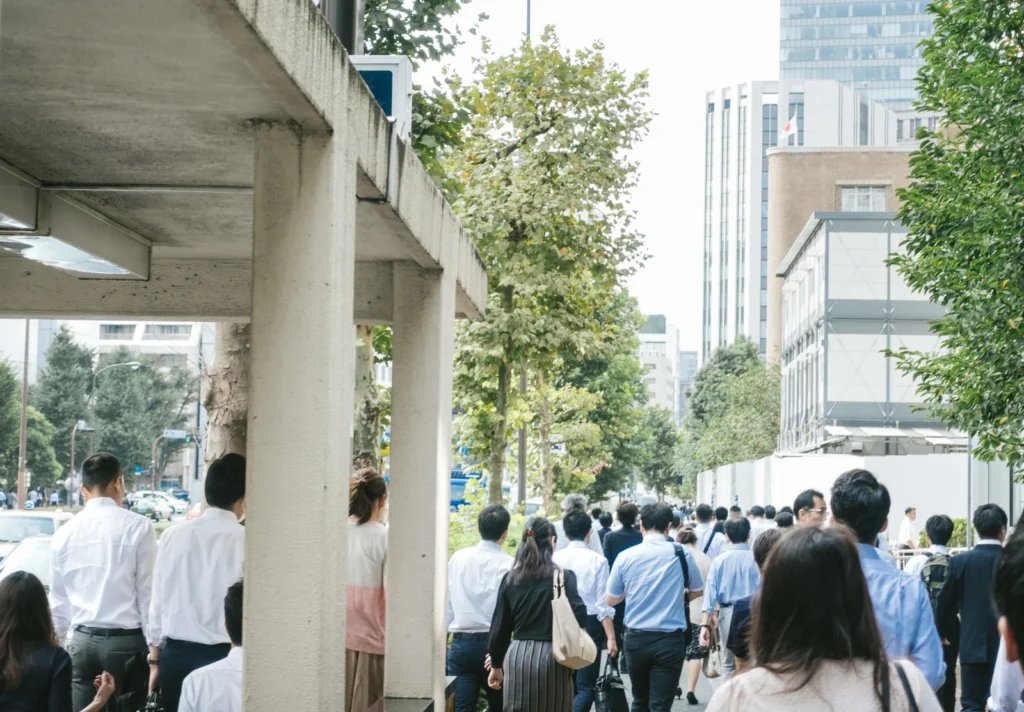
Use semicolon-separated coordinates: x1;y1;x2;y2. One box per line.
135;490;188;515
0;534;52;589
169;489;191;502
0;511;72;563
131;497;173;521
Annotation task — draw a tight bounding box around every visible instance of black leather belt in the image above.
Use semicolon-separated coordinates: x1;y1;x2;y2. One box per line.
74;626;143;637
451;632;489;639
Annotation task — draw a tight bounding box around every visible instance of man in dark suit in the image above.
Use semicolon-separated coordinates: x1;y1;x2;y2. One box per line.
603;501;644;661
936;503;1007;711
597;512;613;546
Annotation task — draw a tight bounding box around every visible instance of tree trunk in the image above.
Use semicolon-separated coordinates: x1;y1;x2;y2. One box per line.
203;322;250;466
488;358;510;504
352;325;382;470
535;369;555;515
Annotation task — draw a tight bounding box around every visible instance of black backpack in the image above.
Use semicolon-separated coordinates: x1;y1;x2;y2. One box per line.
920;552;950;617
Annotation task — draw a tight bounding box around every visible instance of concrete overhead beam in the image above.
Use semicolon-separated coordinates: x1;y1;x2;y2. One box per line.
0;258;396;323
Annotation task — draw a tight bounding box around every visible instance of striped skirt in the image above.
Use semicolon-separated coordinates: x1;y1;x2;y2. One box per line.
503;639;574;712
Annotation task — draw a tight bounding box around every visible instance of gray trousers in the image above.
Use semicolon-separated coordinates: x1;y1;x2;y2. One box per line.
68;628;148;712
718;606;736;679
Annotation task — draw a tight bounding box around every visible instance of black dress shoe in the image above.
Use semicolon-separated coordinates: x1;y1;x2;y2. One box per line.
687;691;699;705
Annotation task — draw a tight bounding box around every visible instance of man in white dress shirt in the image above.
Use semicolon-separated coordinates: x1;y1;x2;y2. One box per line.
179;580;244;712
553;509;617;712
447;504;513;712
693;504;725;560
554;494;603;555
148;454;246;712
899;506;921;549
50;452;157;712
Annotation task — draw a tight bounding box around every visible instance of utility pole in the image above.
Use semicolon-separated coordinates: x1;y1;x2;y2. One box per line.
16;319;29;510
526;0;531;39
151;434;165;492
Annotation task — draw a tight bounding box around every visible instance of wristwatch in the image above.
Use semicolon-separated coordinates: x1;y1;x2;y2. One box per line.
147;656;160;666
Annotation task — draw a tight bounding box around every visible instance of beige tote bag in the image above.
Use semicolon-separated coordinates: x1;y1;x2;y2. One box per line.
551;568;598;670
702;626;722;679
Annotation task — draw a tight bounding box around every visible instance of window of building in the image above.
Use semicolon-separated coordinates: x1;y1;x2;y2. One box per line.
99;324;137;340
852;3;884;17
841;186;887;211
143;324;193;340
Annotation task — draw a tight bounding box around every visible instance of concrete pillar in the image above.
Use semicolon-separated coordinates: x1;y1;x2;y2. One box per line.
244;123;356;711
385;262;457;706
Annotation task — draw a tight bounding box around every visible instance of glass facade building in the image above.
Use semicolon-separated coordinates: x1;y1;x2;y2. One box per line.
779;1;933;107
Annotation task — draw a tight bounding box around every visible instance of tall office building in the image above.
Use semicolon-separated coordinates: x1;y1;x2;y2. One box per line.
638;315;683;424
780;0;933;107
702;80;900;363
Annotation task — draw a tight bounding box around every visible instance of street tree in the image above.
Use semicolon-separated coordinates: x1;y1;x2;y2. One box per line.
888;0;1024;464
448;30;650;503
0;361;62;490
684;337;762;433
637;406;679;499
33;325;94;475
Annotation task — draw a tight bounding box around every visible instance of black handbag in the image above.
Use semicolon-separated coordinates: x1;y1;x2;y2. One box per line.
595;657;629;712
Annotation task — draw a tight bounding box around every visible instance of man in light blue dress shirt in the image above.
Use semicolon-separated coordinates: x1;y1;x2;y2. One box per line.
699;517;760;678
831;468;946;690
607;503;703;712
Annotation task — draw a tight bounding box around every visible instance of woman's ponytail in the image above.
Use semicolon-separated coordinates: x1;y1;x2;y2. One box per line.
349;468;387;524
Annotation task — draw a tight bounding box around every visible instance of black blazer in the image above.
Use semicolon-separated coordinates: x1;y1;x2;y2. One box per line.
603;524;643;568
0;644;71;712
936;543;1003;664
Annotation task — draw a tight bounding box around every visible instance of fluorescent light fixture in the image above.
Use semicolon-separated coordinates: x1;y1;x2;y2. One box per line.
0;184;150;280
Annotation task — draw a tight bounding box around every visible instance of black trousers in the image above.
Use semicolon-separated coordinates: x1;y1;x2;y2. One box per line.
936;636;958;712
624;629;686;712
447;632;503;712
159;639;231;712
960;660;996;712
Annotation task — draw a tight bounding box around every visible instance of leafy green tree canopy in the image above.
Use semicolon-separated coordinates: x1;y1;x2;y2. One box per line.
0;361;62;490
637;406;679;498
33;325;93;475
684;337;761;433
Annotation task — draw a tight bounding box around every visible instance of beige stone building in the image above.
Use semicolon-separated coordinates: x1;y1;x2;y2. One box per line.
765;147;914;361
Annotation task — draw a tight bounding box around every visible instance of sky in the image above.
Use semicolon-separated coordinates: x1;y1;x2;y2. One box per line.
421;0;780;351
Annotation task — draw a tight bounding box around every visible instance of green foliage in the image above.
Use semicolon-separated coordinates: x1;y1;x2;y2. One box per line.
678;341;781;477
449;30;651;502
94;348;198;488
0;361;62;490
33;325;94;475
888;0;1024;465
918;518;968;549
637;406;679;498
448;479;527;558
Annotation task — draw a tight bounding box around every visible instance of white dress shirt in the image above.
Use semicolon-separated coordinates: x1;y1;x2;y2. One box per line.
988;638;1024;712
447;540;513;632
49;497;157;639
899;517;921;547
554;518;604;555
150;507;245;647
179;647;243;712
552;540;614;621
904;544;949;577
694;522;726;560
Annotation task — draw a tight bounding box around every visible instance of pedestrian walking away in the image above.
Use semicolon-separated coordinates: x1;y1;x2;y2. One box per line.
555;495;603;557
148;454;246;712
677;527;712;706
606;503;704;712
447;504;514;712
989;523;1024;712
602;502;643;659
178;581;245;712
488;517;586;712
724;528;783;671
831;468;946;690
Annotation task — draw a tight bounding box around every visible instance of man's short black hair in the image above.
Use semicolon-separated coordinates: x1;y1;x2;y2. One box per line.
729;505;742;516
81;452;121;491
925;514;954;547
794;489;824;515
599;512;613;528
750;505;765;518
478;504;510;542
974;503;1009;540
830;469;890;544
617;502;639;527
994;528;1024;671
672;514;681;528
640;503;673;534
225;579;244;646
205;453;246;510
905;506;916;515
776;511;795;528
563;509;592;540
725;517;751;544
591;507;602;520
714;506;728;522
765;505;777;520
779;506;794;515
696;504;713;523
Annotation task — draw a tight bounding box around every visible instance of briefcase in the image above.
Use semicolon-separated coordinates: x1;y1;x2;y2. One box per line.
595;657;629;712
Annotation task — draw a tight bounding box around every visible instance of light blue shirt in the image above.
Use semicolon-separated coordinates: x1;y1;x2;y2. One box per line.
701;544;761;614
607;533;704;633
857;543;945;690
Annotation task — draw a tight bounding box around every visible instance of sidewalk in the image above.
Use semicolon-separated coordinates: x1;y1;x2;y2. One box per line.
620;670;716;711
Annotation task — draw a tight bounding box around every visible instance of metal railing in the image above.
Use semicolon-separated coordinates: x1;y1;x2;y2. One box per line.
890;546;969;571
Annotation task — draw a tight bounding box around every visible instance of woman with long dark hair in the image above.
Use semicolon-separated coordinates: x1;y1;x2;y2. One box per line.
706;526;941;712
0;571;114;711
346;469;388;712
487;517;587;711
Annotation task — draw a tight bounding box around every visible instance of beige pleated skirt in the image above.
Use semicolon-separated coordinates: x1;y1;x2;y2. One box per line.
346;648;385;712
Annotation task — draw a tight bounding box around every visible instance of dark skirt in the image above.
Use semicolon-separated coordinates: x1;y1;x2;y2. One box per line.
685;629;708;661
503;639;574;712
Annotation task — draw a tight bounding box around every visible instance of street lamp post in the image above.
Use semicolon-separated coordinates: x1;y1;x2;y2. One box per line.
88;361;142;451
151;434;166;491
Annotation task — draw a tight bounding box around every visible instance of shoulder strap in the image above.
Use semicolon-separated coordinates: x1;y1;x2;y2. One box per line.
673;543;690;589
895;662;920;712
552;568;563;598
703;529;717;554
